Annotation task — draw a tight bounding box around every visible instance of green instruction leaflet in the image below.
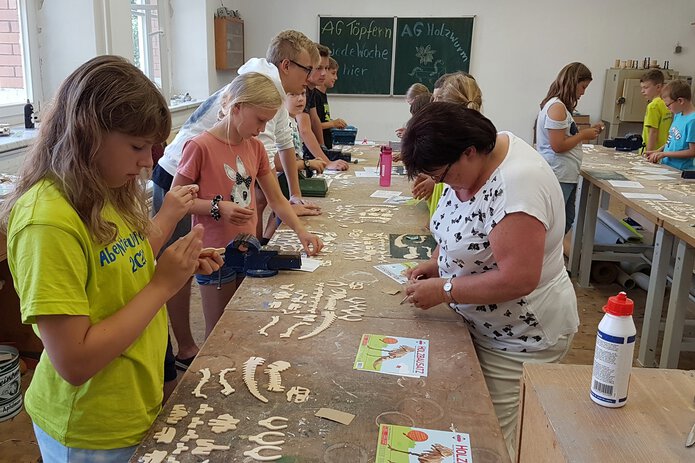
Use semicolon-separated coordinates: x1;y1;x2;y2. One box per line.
375;424;472;463
353;334;428;377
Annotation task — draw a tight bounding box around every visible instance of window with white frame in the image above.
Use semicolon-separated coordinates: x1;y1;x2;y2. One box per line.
0;0;39;119
130;0;170;101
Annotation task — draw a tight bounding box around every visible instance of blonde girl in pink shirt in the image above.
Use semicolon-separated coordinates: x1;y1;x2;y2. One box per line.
173;72;323;336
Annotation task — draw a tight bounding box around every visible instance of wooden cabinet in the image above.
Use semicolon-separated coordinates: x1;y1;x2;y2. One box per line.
214;17;244;71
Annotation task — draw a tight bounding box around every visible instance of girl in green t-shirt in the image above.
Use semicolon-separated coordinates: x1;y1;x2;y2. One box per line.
0;55;222;462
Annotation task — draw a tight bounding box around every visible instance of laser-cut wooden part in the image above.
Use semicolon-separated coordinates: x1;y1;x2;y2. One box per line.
344;297;367;304
243;357;268;403
279;284;295;291
320;259;332;266
279;322;310;338
323;298;337;311
290;294;307;303
326;280;349;287
349;281;364;290
297;311;337;340
172;443;189;455
179;429;199;442
191;439;230;456
166;404;188;425
192;368;211;399
293;314;317;322
341;307;366;315
208;413;240;433
273;291;292;299
330;289;347;299
268;301;282;309
248;431;286;446
258;416;288;430
218;367;236;395
188;417;204;429
243;445;283;461
338;314;362;322
166;457;180;463
154;426;176;444
139;450;167;463
265;360;291;392
286;386;311;403
258;316;280;336
196;403;213;415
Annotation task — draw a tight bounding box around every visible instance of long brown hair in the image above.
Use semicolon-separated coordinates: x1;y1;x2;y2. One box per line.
0;55;171;244
540;62;592;112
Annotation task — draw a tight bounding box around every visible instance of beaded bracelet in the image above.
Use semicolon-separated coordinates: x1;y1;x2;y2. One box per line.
210;194;223;221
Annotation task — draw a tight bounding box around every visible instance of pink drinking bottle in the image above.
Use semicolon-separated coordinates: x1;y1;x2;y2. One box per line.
379;146;392;187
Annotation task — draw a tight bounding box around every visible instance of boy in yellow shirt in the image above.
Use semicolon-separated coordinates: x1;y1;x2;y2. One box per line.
640;69;672;152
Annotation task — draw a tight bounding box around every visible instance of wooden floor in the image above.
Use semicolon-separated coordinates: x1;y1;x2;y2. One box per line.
2;278;694;462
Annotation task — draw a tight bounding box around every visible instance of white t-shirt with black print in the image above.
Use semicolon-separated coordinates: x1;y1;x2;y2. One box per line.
432;132;579;352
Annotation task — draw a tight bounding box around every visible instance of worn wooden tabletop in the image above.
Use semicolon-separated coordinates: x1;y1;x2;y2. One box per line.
131;145;510;462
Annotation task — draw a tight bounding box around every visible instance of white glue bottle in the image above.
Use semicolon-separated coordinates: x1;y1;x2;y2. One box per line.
590;291;636;407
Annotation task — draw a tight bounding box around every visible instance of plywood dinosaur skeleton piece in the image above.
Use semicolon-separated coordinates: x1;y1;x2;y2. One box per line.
219;368;236;395
248;431;286;446
196;403;213;415
191;439;230;456
297;311;338;340
243;445;283;461
268;301;282;309
208;413;240;433
179;429;198;442
166;404;188;425
286;386;311;403
192;368;211;399
258;316;280;336
172;443;189;455
264;360;291;391
139;450;167;463
153;426;176;444
243;357;268;403
257;416;289;430
279;322;310;338
188;417;204;429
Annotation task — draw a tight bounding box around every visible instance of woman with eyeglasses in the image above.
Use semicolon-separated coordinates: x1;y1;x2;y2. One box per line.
400;102;578;458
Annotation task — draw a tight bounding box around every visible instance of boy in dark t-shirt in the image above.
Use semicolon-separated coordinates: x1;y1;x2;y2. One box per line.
316;57;347;149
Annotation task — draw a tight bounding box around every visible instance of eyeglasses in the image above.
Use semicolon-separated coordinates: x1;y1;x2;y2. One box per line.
289;59;313;76
430;161;454;184
665;98;679;108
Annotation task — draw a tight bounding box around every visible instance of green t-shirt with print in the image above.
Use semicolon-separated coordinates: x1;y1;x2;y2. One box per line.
7;180;167;449
642;97;672;150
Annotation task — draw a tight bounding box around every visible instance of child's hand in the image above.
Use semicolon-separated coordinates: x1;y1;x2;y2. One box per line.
153;224;203;294
291;203;322;217
580;127;600;141
219;201;255;225
646;151;663;163
412;174;435;200
162;184;198;220
298;232;323;256
331;118;348;129
327;159;350;171
308;159;327;173
196;247;224;275
395;127;405;138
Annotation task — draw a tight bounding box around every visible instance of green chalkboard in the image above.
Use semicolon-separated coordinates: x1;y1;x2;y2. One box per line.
319;17;395;95
393;17;474;95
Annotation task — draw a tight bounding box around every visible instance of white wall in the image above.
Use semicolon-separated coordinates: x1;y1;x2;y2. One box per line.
234;0;695;143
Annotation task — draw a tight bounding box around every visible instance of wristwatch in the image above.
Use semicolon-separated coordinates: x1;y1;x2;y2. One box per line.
443;276;458;304
303;159;311;169
210;194;223;221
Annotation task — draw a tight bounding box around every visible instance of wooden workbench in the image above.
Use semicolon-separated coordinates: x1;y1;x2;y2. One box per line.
131;145;510;462
517;363;695;462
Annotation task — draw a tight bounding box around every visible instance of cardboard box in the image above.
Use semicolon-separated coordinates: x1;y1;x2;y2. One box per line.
517;363;695;462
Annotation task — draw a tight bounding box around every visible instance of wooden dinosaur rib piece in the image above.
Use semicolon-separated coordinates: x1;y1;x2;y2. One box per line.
165;404;188;425
258;316;280;336
191;439;230;456
243;445;283;461
279;322;310;338
297;311;338;340
192;368;211;399
265;360;291;392
153;426;176;444
243;357;268;403
208;413;240;433
219;368;236;395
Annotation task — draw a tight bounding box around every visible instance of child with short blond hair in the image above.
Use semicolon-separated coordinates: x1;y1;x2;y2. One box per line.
646;80;695;170
640;69;672;152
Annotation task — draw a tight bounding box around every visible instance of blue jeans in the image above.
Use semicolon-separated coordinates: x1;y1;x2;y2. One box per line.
559;182;577;234
33;423;137;463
